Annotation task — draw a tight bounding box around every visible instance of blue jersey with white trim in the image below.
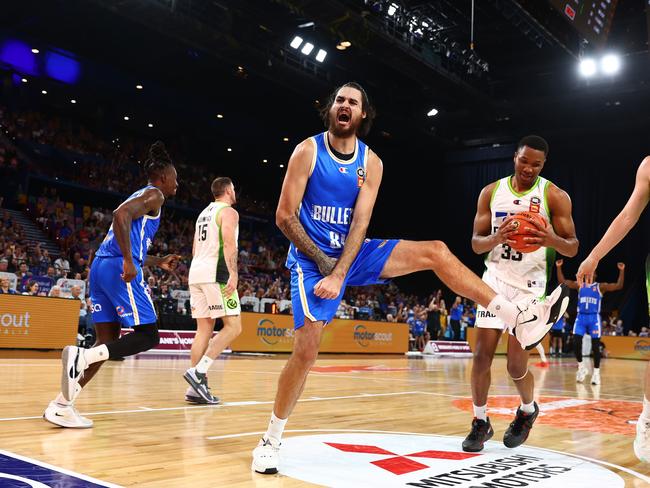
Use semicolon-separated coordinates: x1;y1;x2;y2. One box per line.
95;186;161;265
577;283;601;315
286;132;369;268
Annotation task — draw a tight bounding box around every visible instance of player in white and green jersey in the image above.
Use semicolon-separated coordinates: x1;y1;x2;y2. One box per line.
577;155;650;462
183;177;242;404
464;135;578;453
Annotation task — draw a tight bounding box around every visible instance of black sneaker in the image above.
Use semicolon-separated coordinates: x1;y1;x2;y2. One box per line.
503;402;539;448
462;418;494;452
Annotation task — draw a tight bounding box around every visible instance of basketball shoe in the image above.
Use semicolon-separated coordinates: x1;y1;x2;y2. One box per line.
61;346;88;401
462;418;494;452
252;437;280;474
576;363;588;383
43;401;92;428
512;284;570;350
503;402;539;448
634;415;650;462
183;368;220;404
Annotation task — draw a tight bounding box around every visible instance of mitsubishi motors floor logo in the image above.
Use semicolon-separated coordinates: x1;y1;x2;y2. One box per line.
279;433;624;487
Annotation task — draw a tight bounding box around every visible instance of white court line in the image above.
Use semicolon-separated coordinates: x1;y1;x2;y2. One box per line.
0;391;442;422
205;428;650;483
0;449;123;487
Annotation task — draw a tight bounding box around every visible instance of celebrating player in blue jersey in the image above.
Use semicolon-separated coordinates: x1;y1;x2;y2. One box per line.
44;141;179;428
556;259;624;385
251;82;571;474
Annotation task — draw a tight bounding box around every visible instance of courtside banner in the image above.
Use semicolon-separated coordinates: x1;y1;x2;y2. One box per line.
231;313;408;353
0;295;78;349
600;336;650;360
466;327;549;355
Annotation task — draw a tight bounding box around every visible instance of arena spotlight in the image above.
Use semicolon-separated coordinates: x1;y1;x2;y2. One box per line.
21;78;27;83
601;54;621;75
301;42;314;55
279;164;285;168
136;84;143;90
290;36;303;49
387;3;398;16
336;44;347;51
217;114;224;119
148;123;154;128
227;148;232;152
427;108;439;117
283;137;289;142
340;41;351;47
315;49;327;62
123;116;129;121
70;99;76;104
41;90;47;94
262;159;268;163
31;48;39;54
579;58;597;78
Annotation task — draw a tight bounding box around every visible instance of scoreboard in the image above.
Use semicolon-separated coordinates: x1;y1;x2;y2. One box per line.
549;0;619;46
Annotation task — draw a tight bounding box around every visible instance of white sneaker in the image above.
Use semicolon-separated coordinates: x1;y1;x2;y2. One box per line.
61;345;88;402
513;284;570;350
591;370;601;385
634;415;650;462
252;437;280;474
576;364;588;383
43;401;93;428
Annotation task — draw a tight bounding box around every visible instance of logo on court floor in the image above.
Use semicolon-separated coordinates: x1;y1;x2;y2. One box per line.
453;395;642;436
278;433;624;487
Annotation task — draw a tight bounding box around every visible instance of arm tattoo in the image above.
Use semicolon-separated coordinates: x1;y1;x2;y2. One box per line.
279;214;334;275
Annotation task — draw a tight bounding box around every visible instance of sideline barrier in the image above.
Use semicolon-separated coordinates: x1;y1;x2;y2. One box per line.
124;313;408;354
599;336;650;360
0;295;79;349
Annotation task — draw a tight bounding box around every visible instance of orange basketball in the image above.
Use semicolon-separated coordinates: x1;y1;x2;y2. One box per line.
509;211;547;253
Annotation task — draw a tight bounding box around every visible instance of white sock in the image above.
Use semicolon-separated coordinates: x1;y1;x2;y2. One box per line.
520;400;536;414
577;360;585;370
642;396;650;419
473;404;487;421
487;295;519;328
593;367;600;374
84;344;109;365
196;355;214;374
265;412;288;442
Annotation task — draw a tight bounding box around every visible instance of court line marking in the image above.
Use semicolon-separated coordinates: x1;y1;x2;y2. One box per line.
1;391;460;422
205;428;650;483
0;449;123;487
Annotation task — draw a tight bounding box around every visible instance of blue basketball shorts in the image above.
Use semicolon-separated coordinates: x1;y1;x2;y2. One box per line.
290;238;399;329
89;256;157;326
573;313;601;338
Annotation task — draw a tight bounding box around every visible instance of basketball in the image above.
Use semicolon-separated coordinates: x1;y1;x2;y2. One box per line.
509;212;547;253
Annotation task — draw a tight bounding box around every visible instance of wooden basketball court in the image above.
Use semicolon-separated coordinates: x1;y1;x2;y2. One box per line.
1;353;649;487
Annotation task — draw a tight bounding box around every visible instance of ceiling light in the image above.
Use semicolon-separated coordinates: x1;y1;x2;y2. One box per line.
601;54;620;75
227;148;232;152
279;164;285;168
70;99;76;104
263;159;268;163
31;48;39;54
136;84;143;90
290;36;304;49
217;114;224;119
298;21;315;28
579;58;597;78
41;90;47;94
336;44;347;51
340;41;351;47
427;108;439;117
148;123;154;128
315;49;327;62
21;78;27;83
123;116;129;121
301;42;314;55
388;3;398;16
283;137;289;142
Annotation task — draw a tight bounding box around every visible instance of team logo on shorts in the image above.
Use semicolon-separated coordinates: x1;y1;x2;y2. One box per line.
226;298;238;310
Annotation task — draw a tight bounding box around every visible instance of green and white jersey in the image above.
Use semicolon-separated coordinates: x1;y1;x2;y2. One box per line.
188;201;238;285
484;175;555;293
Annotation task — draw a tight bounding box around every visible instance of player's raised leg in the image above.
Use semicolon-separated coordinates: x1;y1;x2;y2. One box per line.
380;239;570;347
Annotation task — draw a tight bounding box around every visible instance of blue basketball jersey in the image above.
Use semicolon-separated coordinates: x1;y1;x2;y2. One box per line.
577;283;601;314
96;186;161;265
286;132;368;268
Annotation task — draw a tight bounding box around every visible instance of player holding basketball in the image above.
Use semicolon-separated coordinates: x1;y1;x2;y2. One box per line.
577;155;650;462
44;142;179;428
462;135;578;453
556;259;624;385
183;177;241;404
251;84;571;474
